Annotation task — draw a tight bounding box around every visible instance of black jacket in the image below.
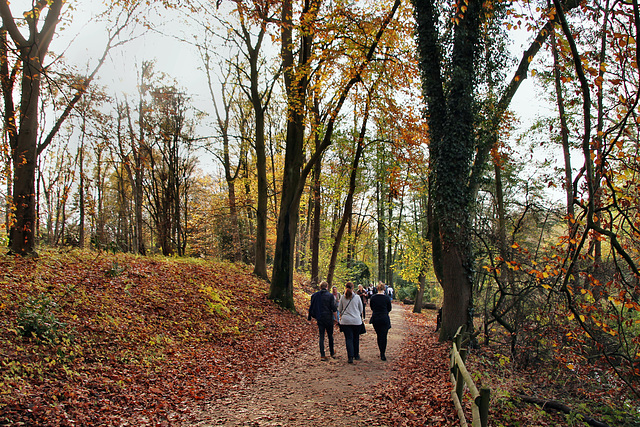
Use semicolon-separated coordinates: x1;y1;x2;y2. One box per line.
308;289;336;325
369;293;392;330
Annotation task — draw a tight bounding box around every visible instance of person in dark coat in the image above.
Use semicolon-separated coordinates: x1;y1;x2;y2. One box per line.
369;282;392;360
308;281;337;360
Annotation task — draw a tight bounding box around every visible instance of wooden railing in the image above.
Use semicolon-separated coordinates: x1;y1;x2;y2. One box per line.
450;326;490;427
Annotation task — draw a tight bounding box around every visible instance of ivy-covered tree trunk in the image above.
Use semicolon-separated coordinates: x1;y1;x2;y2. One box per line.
413;0;481;340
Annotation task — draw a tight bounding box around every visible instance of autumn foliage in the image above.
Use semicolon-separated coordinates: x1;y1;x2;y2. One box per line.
0;250;312;425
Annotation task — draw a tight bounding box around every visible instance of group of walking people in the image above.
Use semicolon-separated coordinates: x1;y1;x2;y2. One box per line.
308;280;392;364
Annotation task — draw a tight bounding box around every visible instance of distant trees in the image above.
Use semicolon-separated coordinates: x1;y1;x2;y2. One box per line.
0;0;142;256
144;86;198;256
269;0;402;309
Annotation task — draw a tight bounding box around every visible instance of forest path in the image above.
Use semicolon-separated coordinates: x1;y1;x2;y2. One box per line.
190;302;415;426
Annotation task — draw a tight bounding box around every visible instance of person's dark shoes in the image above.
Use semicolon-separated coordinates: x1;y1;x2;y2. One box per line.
381;354;386;361
320;356;328;361
354;355;361;360
348;357;353;364
330;352;336;358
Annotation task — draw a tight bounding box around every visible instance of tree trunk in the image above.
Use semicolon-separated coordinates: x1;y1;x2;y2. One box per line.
413;272;426;313
413;0;480;340
270;0;400;308
252;98;269;278
377;180;386;283
10;54;41;255
551;30;574;236
310;142;322;285
386;196;395;288
269;116;305;309
326;106;369;285
269;0;316;309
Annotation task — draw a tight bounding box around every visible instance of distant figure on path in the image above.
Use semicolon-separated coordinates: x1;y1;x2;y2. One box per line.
369;282;392;361
308;281;337;361
338;282;364;364
332;285;342;321
357;284;368;320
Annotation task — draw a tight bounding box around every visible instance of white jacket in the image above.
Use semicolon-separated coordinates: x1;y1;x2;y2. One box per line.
338;294;363;325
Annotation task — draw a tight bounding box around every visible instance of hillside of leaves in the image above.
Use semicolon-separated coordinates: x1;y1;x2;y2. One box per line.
0;250;316;425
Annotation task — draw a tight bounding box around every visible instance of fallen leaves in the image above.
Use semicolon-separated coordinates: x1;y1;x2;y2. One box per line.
359;310;458;427
0;250;313;426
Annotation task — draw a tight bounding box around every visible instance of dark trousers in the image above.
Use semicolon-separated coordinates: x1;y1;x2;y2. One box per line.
342;325;360;359
373;324;389;356
317;321;334;357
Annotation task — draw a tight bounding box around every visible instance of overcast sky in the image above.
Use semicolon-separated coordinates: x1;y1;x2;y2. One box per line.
5;0;560;197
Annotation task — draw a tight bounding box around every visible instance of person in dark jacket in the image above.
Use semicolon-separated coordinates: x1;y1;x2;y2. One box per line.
369;282;392;360
308;281;337;360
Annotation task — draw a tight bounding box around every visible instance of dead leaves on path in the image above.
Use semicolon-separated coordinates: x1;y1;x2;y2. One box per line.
1;250;459;426
359;311;458;427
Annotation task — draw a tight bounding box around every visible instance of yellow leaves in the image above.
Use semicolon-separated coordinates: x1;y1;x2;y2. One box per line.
567;312;586;323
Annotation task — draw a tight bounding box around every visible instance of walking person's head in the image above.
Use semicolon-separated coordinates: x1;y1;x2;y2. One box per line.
345;282;354;299
332;286;338;295
320;280;328;290
377;282;385;293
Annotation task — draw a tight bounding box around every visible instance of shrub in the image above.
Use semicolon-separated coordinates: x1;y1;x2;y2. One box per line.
17;294;66;342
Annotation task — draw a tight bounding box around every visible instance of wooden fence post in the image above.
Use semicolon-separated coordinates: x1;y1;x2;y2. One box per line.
478;387;490;427
449;326;490;427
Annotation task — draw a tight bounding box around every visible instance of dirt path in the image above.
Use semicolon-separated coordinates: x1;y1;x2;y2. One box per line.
191;302;410;426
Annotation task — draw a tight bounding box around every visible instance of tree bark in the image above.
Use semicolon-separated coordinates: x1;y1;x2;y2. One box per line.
377;179;386;283
413;0;480;340
326;104;369;285
413;272;426;313
270;0;401;309
309;104;322;285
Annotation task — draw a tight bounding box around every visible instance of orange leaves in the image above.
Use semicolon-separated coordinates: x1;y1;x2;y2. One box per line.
0;250;315;425
359;310;456;426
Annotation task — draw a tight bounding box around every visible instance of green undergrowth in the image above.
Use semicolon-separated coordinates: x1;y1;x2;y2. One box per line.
0;249;308;425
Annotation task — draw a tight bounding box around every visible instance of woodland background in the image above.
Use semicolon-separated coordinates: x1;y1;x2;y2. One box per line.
0;0;639;425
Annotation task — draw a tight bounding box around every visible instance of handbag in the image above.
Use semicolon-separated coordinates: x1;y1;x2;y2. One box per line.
359;323;366;334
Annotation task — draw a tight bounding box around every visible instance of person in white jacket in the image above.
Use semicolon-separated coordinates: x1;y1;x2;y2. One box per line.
338;282;364;364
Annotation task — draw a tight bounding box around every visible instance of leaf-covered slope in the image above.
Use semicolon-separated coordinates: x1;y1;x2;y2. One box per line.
0;250;312;426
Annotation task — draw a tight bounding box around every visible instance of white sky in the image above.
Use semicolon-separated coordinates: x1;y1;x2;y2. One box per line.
5;1;561;200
